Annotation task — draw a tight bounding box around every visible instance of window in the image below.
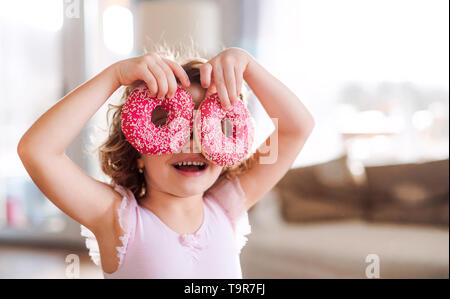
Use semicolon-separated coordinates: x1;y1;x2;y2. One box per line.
0;0;65;234
255;0;449;167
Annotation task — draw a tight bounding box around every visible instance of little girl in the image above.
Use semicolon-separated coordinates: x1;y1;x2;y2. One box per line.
17;47;314;278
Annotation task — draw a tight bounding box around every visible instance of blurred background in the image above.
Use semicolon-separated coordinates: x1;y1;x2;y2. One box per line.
0;0;448;278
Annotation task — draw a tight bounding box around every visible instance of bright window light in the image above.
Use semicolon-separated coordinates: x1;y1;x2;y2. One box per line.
412;110;434;131
0;0;63;31
103;5;134;55
295;0;449;86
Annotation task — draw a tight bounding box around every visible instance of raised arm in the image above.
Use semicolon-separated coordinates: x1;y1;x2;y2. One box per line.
200;48;315;210
17;53;191;233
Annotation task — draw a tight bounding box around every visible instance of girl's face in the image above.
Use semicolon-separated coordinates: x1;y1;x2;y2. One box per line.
137;83;224;197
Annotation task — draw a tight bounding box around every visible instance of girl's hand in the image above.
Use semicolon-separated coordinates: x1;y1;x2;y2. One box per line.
113;53;191;99
200;48;253;110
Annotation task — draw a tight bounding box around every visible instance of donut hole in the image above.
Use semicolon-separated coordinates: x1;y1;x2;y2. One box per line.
221;118;234;138
151;106;168;127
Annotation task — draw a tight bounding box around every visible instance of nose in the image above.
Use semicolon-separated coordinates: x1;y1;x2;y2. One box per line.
179;130;201;154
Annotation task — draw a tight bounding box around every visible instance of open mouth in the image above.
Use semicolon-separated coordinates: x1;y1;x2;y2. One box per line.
172;161;208;172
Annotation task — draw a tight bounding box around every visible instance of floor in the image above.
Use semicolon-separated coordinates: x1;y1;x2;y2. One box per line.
0;245;102;279
241;191;449;278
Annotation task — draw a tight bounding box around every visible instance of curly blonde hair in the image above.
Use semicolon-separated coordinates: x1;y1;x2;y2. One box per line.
99;48;258;199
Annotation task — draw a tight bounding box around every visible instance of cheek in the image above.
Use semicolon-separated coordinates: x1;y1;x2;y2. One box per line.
209;164;224;176
142;155;171;171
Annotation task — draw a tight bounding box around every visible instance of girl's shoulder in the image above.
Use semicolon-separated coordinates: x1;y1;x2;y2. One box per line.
81;182;139;268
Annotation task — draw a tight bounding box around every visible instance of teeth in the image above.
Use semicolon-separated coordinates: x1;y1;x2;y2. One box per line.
174;161;206;167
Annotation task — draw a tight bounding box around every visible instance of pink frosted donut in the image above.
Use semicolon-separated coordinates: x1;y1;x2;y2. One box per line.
194;93;254;167
121;83;194;155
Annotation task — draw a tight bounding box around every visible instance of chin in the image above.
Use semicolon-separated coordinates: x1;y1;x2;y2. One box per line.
171;184;207;197
171;176;217;197
166;162;223;196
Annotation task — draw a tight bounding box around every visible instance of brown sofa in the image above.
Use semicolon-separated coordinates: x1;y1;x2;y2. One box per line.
275;156;449;227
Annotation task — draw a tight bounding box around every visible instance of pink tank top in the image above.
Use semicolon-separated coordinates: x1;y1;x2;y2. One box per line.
80;176;251;279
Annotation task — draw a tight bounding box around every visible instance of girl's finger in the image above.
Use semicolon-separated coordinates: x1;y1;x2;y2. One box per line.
200;63;213;88
235;66;244;102
140;67;158;97
156;59;178;99
213;64;231;110
147;62;168;99
163;58;191;87
223;62;238;105
205;83;217;99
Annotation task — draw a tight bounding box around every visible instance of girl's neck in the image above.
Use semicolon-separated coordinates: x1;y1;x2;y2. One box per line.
140;187;204;217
